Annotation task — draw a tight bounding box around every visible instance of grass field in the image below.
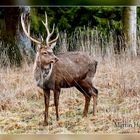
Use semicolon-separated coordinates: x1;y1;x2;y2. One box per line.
0;55;140;134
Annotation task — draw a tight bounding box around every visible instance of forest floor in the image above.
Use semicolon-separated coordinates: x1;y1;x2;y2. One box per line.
0;56;140;134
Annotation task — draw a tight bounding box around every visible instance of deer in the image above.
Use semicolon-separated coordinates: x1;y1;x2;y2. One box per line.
21;12;98;126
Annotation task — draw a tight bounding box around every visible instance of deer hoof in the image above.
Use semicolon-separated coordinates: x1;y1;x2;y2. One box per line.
90;115;97;121
82;114;88;118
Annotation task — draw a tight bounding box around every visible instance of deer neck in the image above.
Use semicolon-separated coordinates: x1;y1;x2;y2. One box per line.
42;63;53;81
34;63;53;89
33;53;54;89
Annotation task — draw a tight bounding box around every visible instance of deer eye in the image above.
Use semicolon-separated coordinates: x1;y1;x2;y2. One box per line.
43;52;47;55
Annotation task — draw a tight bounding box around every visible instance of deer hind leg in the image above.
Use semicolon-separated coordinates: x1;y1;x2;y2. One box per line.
83;86;98;116
75;85;91;117
43;89;50;126
83;93;91;117
53;89;60;121
77;79;98;117
85;80;98;116
91;87;98;116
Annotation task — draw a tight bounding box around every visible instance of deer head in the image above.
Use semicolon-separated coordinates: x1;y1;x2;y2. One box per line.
21;12;59;66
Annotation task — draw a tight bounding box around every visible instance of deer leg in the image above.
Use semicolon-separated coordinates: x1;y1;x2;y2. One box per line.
91;87;98;116
93;95;97;116
75;85;91;117
53;89;60;121
83;94;91;117
43;90;50;126
77;79;98;117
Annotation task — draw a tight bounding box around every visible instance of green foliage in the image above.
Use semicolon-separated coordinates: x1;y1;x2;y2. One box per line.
30;7;123;35
19;7;132;53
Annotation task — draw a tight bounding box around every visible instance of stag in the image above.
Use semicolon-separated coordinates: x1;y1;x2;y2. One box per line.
21;13;98;125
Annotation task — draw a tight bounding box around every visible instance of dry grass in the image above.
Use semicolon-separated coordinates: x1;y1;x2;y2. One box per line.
0;54;140;134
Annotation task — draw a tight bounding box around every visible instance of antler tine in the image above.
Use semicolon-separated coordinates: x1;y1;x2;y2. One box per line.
42;12;51;46
21;13;41;44
42;12;59;46
50;23;55;37
40;35;44;42
46;23;55;45
27;22;30;36
42;12;50;35
48;28;59;45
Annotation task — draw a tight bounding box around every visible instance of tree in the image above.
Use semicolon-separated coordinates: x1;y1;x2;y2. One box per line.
17;7;35;63
122;6;137;57
0;7;34;67
0;7;22;66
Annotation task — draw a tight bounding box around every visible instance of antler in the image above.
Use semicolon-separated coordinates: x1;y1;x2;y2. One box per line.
42;12;59;46
21;13;41;44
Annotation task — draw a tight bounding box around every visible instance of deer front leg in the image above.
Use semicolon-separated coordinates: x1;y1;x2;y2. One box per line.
53;89;60;121
43;89;50;126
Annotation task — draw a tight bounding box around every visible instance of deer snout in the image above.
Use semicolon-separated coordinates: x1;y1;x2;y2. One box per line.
50;56;59;63
54;56;59;63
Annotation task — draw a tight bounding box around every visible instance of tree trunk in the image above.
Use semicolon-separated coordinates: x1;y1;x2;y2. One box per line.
17;7;35;63
0;7;34;67
122;6;137;57
0;7;22;66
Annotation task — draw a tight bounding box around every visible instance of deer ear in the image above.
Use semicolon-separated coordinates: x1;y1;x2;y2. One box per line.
47;47;53;53
50;42;56;50
37;44;42;51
